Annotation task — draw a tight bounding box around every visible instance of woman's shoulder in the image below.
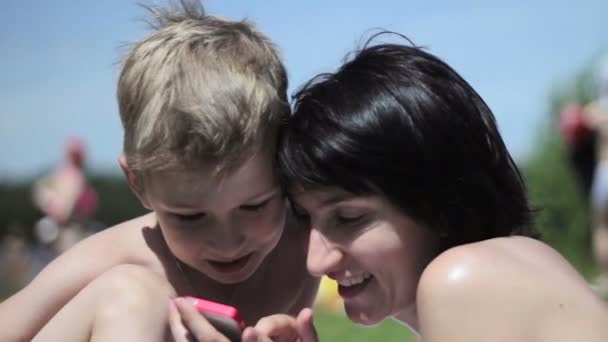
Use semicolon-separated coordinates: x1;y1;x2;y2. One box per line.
418;236;595;303
416;236;608;341
423;236;574;279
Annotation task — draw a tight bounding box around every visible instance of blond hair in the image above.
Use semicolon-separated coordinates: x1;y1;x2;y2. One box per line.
117;0;289;176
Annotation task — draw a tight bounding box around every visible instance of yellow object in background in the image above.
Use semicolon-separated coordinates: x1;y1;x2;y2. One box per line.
314;276;343;313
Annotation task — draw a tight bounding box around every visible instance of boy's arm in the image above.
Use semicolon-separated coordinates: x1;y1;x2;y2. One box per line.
0;226;133;341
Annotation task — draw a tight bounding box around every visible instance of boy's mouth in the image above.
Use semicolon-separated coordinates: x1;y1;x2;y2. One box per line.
207;253;253;274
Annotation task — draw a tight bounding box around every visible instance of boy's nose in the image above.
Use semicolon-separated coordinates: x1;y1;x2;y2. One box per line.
306;228;344;277
206;222;246;253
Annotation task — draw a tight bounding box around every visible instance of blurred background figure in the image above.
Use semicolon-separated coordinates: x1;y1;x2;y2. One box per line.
585;57;608;296
31;137;99;264
559;56;608;296
559;102;596;195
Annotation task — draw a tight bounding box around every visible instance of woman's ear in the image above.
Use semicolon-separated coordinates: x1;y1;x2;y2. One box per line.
118;154;152;210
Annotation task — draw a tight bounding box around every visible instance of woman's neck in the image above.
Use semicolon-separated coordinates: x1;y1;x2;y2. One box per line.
393;303;421;338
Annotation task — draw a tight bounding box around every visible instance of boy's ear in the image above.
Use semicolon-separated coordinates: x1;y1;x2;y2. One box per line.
119;155;152;210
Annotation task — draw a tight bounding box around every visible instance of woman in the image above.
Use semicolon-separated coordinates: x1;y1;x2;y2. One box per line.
176;34;608;341
285;36;608;341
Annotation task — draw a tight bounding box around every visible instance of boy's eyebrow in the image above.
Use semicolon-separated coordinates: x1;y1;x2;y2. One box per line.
160;187;282;212
242;186;281;203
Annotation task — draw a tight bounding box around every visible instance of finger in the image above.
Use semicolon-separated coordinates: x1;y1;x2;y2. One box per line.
242;327;275;342
175;298;229;342
242;327;258;342
255;314;298;341
255;314;297;335
296;308;319;342
169;301;192;342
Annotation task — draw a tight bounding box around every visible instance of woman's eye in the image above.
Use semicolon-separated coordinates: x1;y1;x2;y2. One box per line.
174;213;206;222
240;199;270;212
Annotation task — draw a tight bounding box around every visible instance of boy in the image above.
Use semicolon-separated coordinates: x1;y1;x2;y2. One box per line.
0;1;318;340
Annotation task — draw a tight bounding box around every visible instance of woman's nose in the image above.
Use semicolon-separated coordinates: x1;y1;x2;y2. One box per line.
306;228;344;277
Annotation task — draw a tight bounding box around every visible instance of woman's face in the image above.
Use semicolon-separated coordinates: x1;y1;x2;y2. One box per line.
292;187;439;325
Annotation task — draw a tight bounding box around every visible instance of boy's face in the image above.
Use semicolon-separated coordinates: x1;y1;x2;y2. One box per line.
140;151;286;284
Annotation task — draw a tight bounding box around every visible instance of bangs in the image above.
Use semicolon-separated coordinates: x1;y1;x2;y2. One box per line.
277;115;376;197
277;79;379;196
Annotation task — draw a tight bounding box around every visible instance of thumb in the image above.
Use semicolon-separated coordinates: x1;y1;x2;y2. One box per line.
296;308;319;342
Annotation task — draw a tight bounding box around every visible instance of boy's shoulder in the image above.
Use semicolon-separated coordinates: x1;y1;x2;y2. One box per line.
73;212;163;270
417;237;608;341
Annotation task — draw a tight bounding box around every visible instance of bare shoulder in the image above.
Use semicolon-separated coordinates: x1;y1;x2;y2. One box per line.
419;236;587;288
90;212;160;261
417;236;608;342
45;212;159;269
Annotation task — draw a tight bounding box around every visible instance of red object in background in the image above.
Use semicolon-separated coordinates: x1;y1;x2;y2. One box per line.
559;103;592;147
74;185;98;220
66;136;86;169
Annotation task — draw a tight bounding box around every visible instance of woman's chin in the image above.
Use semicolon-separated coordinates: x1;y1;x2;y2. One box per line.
344;305;385;326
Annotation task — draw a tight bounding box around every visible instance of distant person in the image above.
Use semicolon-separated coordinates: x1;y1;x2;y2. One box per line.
582;57;608;296
31;137;98;256
559;102;596;195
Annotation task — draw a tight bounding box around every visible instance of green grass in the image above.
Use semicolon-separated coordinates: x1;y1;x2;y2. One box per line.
313;309;417;341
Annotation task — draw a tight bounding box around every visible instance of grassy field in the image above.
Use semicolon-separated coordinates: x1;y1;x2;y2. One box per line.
314;309;417;341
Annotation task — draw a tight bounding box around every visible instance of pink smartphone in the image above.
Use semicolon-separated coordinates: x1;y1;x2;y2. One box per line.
180;296;246;342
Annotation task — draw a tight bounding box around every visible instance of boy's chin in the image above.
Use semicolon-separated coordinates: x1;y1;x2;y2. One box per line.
203;253;263;284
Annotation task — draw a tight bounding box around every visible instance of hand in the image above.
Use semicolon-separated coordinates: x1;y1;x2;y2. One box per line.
170;297;231;342
241;308;318;342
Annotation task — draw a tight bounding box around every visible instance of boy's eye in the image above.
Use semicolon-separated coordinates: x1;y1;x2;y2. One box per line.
240;199;270;212
174;213;206;222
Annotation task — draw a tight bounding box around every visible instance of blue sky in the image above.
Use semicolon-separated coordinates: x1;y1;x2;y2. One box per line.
1;0;607;179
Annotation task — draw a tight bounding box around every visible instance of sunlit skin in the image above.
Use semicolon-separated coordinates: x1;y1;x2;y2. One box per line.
291;186;439;328
280;186;608;342
139;150;287;285
0;149;319;342
160;162;608;341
